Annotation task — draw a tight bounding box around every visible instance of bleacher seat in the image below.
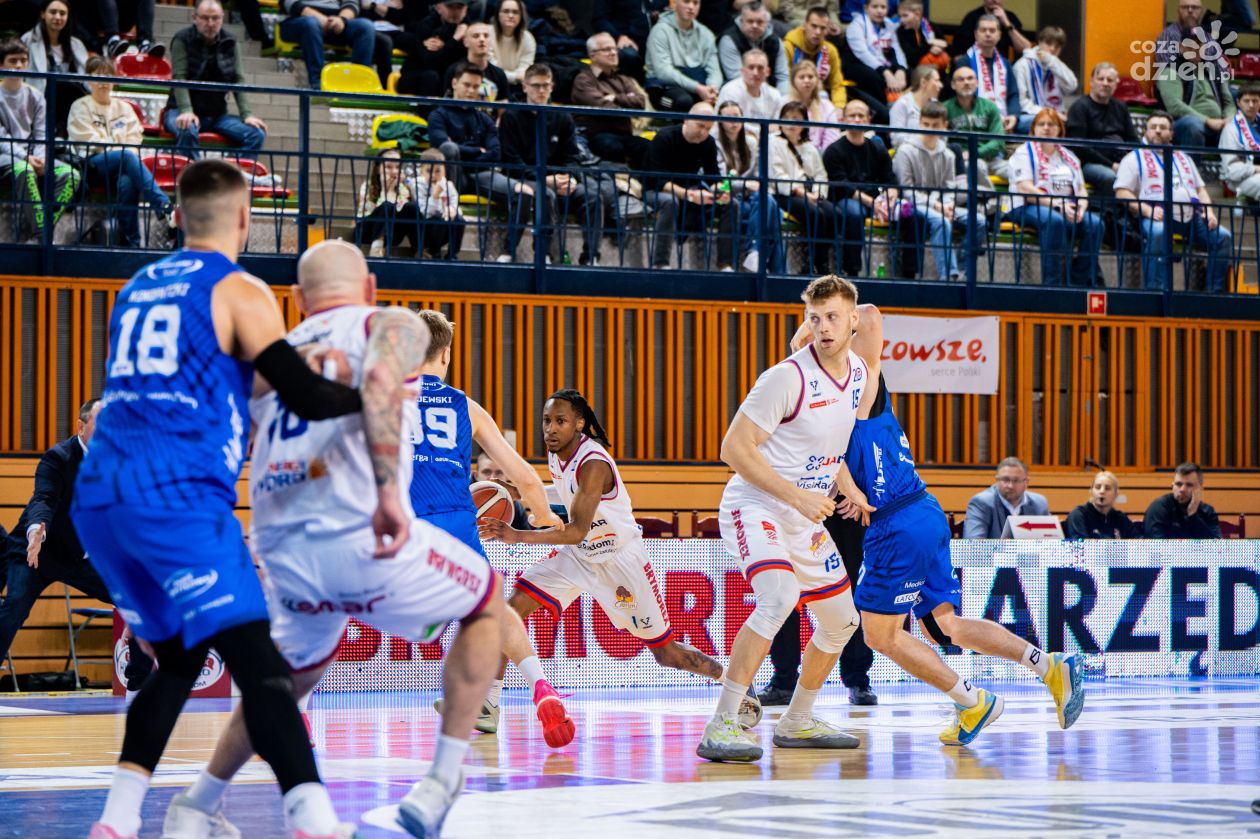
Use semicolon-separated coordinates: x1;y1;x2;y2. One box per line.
125;99;161;137
141;152;191;191
1220;513;1247;538
692;513;720;538
1235;53;1260;79
116;52;172;81
386;70;400;94
321;62;383;95
156;107;228;146
1113;77;1158;109
637;514;679;538
370;113;427;150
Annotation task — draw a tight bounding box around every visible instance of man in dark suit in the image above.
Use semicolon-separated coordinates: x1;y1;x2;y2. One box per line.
0;399;152;691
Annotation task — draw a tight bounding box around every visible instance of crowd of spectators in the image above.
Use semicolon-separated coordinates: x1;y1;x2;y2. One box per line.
2;0;1259;283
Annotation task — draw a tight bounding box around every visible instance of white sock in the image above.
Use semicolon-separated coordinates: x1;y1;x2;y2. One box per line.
783;683;820;723
517;657;545;691
486;679;503;707
282;782;338;834
714;677;749;719
1021;644;1051;678
99;767;149;835
184;770;229;813
427;734;470;793
946;676;982;708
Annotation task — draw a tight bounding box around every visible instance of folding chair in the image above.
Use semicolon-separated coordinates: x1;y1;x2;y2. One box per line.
64;585;112;690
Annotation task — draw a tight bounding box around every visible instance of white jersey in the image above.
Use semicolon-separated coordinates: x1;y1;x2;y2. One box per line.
724;343;869;503
249;305;414;549
548;435;642;563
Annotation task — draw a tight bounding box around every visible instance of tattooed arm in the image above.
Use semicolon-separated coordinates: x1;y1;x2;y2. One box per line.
362;307;432;557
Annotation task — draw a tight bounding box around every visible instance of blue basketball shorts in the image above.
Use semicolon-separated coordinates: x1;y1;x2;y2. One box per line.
421;508;486;558
854;494;961;620
72;503;269;648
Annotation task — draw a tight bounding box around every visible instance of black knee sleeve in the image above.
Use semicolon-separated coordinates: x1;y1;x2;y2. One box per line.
213;620;319;793
920;612;953;647
119;637;210;771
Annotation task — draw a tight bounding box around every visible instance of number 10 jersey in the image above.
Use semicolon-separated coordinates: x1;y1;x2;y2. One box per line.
76;250;254;513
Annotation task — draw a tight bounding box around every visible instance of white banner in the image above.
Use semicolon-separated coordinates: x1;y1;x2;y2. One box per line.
880;314;1000;394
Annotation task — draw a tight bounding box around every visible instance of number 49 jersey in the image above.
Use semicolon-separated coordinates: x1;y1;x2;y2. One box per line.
249;304;414;548
76;250;254;513
407;375;475;518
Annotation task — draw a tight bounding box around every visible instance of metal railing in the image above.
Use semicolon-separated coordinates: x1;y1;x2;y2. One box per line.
1;68;1258;316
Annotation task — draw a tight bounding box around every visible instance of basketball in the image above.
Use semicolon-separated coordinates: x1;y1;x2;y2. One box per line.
471;480;514;523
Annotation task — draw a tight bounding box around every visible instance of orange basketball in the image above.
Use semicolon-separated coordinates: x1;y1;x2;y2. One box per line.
471;480;515;523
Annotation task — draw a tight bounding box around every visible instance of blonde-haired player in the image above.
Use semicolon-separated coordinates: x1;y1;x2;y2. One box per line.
699;275;878;762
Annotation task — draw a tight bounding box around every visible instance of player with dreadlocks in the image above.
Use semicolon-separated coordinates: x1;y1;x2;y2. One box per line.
480;388;763;733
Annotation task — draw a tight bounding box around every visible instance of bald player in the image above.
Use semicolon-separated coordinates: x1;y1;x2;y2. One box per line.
161;240;505;839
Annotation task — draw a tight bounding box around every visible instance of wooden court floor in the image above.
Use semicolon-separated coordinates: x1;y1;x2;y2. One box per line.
0;677;1258;838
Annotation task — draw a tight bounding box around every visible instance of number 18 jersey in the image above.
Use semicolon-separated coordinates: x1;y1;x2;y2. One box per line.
76;250;253;513
407;375;475;518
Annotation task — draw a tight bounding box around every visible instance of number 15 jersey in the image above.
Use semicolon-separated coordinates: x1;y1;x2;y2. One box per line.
76;250;253;513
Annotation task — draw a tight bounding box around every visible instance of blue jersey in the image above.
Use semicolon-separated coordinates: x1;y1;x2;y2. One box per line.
75;250;253;512
845;378;927;510
408;374;476;517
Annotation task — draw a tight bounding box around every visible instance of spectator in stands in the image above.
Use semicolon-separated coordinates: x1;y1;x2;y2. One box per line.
0;0;42;36
717;2;788;94
1220;82;1260;202
1065;62;1136;198
956;15;1020;133
71;0;163;59
412;147;465;259
0;38;79;240
944;63;1008;180
591;0;659;82
844;0;907;105
354;147;422;257
0;399;153;696
474;450;534;529
492;0;535;91
783;6;847;109
1013;27;1076;122
716;48;783;135
715;98;784;271
1005;108;1102;286
780;0;837;31
888;63;941;149
1155;0;1207;69
645;0;722;112
1065;470;1137;539
396;0;469;97
787;60;840;150
896;1;948;77
280;0;376;90
1144;462;1222;538
893;101;985;280
771;100;838;274
68;57;175;248
164;0;267;160
1113;111;1233;292
571;32;651;169
500;63;612;266
20;0;89;134
823;97;896;275
430;63;529;263
963;456;1049;538
1156;39;1234;150
644;101;741;270
443;21;510;101
950;0;1030;61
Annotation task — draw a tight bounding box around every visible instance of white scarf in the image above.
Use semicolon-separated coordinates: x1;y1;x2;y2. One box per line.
859;12;893;67
1136;147;1197;220
968;46;1008;116
1026;141;1080;196
1028;59;1061;110
1234;111;1260;152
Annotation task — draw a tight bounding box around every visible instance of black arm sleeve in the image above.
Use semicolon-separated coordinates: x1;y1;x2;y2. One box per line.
253;338;364;421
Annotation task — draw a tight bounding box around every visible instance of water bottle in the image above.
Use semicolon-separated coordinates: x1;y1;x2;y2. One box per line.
562;251;572;265
876;262;887;278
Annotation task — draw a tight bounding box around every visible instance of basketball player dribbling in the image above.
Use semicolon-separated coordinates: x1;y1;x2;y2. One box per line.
408;310;577;748
159;242;505;839
804;307;1085;745
479;390;761;725
699;275;877;763
73;162;374;839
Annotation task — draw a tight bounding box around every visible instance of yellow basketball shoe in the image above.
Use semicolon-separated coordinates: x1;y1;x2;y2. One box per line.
939;689;1004;746
1043;652;1085;730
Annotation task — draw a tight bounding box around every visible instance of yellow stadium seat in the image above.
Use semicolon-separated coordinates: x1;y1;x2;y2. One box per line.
387;70;401;94
371;113;427;150
638;129;656;141
321;62;383;95
274;29;297;53
989;173;1009;188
